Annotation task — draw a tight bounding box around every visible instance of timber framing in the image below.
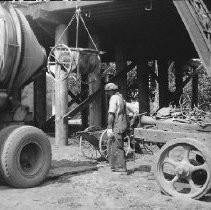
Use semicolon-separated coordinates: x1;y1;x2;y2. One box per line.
18;0;211;134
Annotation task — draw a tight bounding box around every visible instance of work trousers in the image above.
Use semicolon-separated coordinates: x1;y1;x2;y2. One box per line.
107;132;126;171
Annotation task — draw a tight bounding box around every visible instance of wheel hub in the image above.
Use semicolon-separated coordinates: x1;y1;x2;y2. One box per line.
175;163;190;178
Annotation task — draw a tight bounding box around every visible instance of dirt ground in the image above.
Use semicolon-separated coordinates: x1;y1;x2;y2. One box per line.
0;137;211;210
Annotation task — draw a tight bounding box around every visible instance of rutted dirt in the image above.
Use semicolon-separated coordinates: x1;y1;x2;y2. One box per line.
0;137;211;210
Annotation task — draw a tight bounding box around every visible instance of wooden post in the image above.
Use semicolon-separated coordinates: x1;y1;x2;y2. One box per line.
137;59;150;114
158;59;169;108
34;71;46;128
88;35;102;127
115;42;127;99
175;60;183;106
81;74;88;130
192;73;198;108
55;24;68;146
12;89;21;103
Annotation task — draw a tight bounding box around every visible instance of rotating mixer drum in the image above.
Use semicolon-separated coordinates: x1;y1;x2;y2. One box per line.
0;3;46;92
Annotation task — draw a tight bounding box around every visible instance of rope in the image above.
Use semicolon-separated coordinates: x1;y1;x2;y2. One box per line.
55;4;99;51
80;15;98;51
75;7;80;48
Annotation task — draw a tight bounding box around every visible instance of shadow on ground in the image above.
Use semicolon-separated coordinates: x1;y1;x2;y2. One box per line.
45;159;98;184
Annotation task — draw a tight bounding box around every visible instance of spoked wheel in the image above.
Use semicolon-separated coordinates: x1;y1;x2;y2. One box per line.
79;126;102;160
80;136;101;160
99;130;132;159
47;44;77;79
99;129;108;160
154;138;211;199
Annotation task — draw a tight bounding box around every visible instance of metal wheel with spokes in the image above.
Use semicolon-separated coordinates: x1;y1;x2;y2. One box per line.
47;44;77;79
79;134;101;160
99;129;108;160
154;138;211;199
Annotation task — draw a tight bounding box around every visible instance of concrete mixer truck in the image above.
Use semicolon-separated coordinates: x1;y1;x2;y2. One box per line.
0;2;51;188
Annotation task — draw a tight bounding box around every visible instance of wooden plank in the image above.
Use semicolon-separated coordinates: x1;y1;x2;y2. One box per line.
134;127;211;144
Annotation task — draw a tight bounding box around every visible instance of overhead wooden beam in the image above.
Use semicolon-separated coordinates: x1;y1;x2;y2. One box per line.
20;1;111;19
37;11;62;25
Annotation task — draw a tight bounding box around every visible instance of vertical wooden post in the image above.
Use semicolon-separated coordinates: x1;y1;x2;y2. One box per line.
81;74;88;130
34;71;46;128
115;42;127;99
192;73;198;108
55;24;68;146
137;59;150;114
88;35;102;127
158;59;169;108
12;89;21;103
175;60;183;106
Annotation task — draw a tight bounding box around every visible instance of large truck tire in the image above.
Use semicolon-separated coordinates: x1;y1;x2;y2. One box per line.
0;125;21;183
0;125;52;188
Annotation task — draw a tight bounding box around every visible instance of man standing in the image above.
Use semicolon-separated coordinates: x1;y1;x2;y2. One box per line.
104;83;129;174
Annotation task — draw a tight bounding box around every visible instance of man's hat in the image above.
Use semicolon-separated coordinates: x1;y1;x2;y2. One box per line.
104;83;118;91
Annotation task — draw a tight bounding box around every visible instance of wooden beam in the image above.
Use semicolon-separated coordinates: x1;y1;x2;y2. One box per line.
64;62;136;120
158;59;169;108
174;60;183;106
49;72;82;105
148;67;160;84
34;71;46;128
64;89;102;120
37;11;62;25
54;24;68;146
115;42;127;98
88;35;102;127
68;90;82;104
137;59;150;114
192;73;198;108
21;1;110;18
170;64;203;104
81;74;89;129
173;0;211;76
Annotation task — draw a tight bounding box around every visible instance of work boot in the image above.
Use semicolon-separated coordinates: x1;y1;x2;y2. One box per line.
114;168;127;175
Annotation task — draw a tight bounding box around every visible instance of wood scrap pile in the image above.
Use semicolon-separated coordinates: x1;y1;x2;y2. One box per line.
155;104;211;128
